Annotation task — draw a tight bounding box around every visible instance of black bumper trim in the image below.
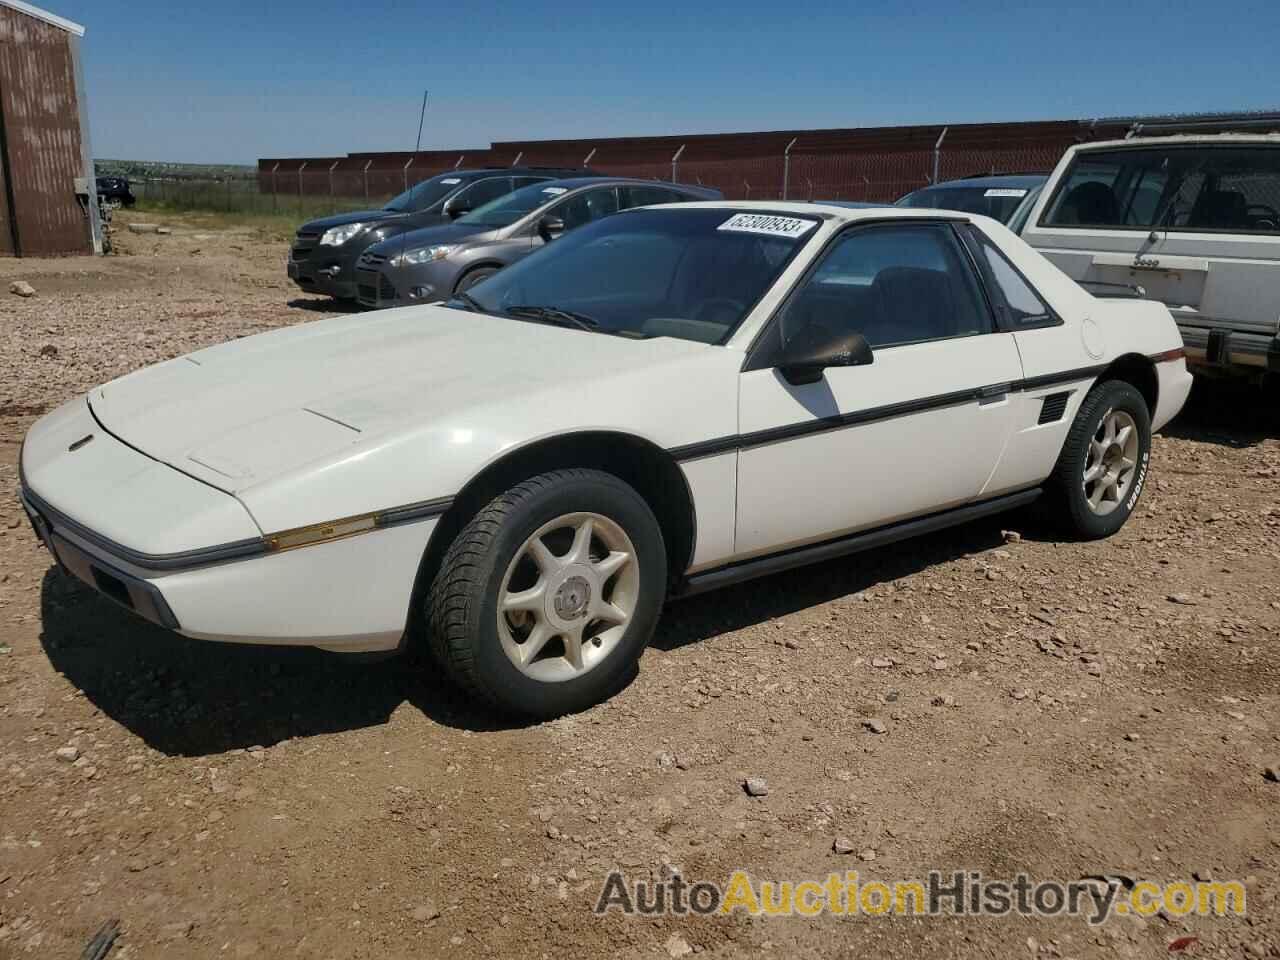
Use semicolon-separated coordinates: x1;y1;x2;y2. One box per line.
20;486;268;572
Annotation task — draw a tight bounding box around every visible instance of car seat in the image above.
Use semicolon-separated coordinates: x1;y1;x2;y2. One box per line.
865;266;957;346
1190;189;1248;229
1060;181;1120;225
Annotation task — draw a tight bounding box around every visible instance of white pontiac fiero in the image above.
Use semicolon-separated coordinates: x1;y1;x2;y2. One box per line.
19;202;1191;716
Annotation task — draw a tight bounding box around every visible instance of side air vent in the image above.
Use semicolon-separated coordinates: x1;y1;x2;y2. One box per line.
1038;392;1070;425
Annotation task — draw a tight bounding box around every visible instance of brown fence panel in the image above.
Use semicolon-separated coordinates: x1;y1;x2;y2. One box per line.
936;144;1066;183
0;8;90;255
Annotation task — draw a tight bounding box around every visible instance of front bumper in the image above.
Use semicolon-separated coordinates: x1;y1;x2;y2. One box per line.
21;473;435;654
20;490;180;629
355;257;454;310
288;237;359;300
19;400;434;653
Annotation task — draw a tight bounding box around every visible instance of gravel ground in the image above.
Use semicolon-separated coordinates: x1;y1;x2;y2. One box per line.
1;215;1278;959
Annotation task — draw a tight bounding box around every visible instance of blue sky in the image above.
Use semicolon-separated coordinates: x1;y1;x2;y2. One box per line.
54;0;1280;165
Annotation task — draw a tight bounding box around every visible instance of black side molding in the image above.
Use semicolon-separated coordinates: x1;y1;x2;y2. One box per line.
674;488;1041;597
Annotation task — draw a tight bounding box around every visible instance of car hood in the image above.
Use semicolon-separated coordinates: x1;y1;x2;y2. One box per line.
86;306;738;526
365;221;496;255
299;208;408;233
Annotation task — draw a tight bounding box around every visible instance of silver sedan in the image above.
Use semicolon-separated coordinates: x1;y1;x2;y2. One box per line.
355;177;721;309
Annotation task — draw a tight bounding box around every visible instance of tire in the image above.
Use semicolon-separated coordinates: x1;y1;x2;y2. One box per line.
1047;379;1152;539
426;469;667;718
455;267;498;295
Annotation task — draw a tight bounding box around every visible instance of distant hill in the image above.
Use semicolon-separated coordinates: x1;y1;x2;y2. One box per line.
95;159;256;180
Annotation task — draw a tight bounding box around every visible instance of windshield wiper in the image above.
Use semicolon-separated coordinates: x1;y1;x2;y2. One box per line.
504;304;600;332
449;291;487;313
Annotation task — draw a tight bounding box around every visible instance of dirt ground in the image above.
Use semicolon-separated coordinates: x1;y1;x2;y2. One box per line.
1;213;1278;960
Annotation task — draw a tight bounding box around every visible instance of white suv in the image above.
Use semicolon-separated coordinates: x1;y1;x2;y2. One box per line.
1021;134;1280;378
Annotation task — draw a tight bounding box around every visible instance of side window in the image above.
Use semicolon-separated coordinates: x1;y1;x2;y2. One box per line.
619;185;680;209
964;226;1057;328
584;187;620;221
458;177;512;209
777;224;990;351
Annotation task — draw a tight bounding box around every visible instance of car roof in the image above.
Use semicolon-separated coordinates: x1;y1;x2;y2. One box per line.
444;167;586;178
659;200;1011;230
532;176;719;195
911;174;1047;190
807;200;890;209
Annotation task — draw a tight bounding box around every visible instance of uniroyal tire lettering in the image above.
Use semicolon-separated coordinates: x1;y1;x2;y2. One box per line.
1126;450;1149;510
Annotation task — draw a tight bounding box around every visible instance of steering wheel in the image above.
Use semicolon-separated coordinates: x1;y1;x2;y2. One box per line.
693;298;746;326
1247;204;1279;230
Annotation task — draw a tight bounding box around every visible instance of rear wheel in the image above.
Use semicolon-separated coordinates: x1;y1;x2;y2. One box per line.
426;469;666;718
1047;379;1152;539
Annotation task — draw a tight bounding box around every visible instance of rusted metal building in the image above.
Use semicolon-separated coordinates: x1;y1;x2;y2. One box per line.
0;0;100;256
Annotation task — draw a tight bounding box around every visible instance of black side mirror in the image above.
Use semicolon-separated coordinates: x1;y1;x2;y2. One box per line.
777;326;874;385
538;215;566;241
446;202;472;220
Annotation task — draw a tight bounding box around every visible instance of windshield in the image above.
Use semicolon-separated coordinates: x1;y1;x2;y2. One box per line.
457;208;816;344
458;182;570;227
897;184;1039;223
1005;185;1043;234
384;175;466;213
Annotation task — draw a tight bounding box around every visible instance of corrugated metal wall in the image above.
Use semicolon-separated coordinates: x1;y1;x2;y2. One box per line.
0;4;91;256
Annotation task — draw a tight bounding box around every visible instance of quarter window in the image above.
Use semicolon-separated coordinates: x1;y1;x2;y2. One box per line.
965;227;1056;328
774;223;990;351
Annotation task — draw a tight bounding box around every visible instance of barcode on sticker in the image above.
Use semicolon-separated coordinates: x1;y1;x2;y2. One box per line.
441;178;461;184
984;188;1028;198
717;214;813;238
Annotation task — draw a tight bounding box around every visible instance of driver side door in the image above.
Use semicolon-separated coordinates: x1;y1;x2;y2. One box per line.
734;221;1024;557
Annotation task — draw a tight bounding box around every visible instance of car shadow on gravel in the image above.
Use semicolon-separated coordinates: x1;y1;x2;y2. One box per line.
37;568;534;757
1162;376;1280;448
653;509;1043;652
36;508;1048;754
286;297;362;314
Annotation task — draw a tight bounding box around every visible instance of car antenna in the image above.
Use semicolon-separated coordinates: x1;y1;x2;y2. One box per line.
398;89;429;290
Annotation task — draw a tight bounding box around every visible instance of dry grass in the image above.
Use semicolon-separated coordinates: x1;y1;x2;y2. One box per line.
121;205;307;242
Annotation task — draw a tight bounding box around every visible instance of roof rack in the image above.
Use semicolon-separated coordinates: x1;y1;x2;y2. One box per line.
1118;111;1280;139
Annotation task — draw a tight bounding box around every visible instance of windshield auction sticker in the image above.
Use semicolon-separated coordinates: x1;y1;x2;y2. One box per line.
984;188;1028;198
717;213;814;238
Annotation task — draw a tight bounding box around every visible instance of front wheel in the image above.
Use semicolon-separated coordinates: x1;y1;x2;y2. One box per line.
454;266;498;295
1047;379;1152;539
426;469;667;718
